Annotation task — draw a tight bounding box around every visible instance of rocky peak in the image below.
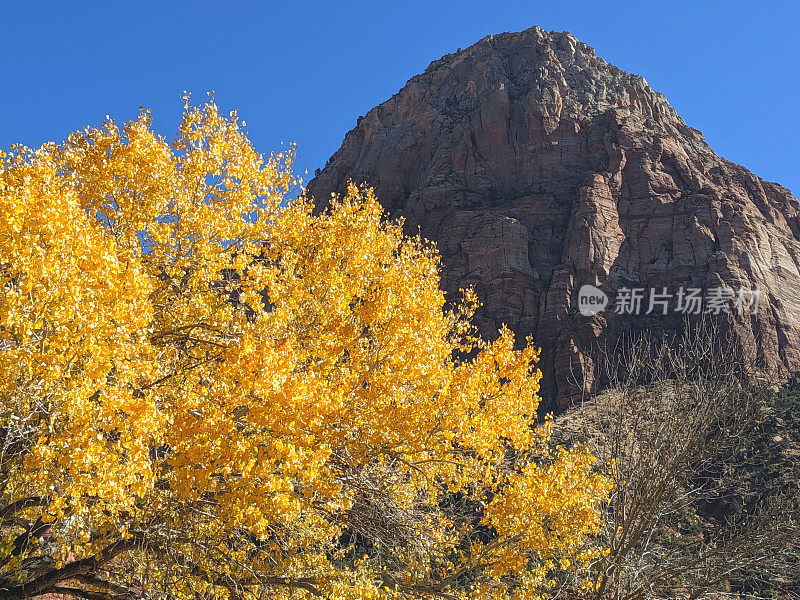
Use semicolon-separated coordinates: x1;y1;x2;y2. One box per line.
308;27;800;410
427;27;679;127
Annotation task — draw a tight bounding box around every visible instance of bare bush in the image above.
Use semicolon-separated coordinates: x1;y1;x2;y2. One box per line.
554;318;800;599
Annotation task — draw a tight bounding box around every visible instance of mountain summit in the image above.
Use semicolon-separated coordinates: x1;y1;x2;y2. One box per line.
308;26;800;408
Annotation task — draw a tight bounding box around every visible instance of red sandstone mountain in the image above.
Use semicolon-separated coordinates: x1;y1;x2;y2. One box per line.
307;26;800;409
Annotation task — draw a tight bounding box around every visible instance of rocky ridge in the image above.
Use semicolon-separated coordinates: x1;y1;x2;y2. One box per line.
308;26;800;409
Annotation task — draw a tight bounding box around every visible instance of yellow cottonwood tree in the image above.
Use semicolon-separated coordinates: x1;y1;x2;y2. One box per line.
0;101;610;600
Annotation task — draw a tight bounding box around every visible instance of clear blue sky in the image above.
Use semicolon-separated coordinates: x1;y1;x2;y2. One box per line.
1;0;798;195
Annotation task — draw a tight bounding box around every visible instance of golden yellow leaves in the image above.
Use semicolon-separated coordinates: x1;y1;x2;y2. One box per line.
1;141;158;537
0;101;610;600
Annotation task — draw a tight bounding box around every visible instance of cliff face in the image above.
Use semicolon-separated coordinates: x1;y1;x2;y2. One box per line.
307;26;800;410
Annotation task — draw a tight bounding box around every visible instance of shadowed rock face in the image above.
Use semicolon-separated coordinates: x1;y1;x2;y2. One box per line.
307;26;800;410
